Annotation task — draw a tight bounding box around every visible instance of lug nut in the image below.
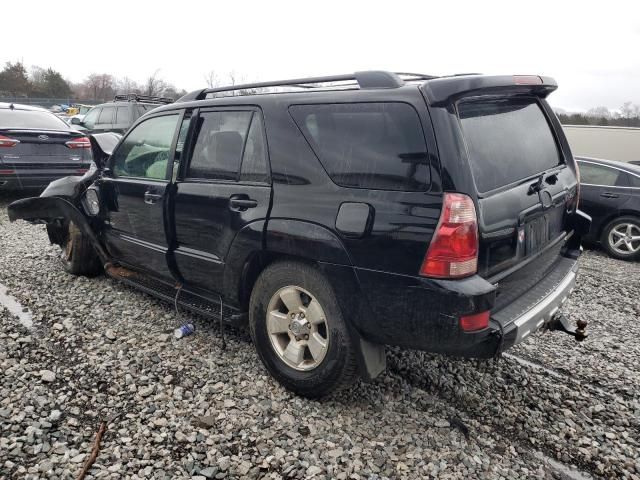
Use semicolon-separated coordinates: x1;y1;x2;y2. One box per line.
300;313;305;319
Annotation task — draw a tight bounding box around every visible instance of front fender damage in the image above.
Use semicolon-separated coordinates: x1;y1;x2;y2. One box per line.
8;196;110;265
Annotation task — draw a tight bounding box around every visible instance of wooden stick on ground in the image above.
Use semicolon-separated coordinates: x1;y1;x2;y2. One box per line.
77;421;107;480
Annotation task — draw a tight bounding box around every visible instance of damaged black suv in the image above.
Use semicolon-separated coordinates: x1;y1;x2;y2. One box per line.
9;71;591;397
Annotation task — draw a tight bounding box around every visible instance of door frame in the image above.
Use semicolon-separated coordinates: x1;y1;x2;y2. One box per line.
102;108;187;279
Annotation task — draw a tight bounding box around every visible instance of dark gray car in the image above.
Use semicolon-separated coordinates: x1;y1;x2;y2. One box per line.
0;103;92;190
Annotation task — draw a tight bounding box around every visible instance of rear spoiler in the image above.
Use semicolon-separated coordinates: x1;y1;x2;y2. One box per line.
421;75;558;106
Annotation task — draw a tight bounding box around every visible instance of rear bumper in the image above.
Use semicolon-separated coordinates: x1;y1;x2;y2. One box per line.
353;253;579;358
493;257;578;350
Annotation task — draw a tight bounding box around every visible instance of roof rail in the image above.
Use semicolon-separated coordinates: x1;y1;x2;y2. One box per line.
114;93;174;104
177;70;438;102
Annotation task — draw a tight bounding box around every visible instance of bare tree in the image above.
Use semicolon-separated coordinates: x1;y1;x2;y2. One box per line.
143;70;167;97
586;106;612;119
83;73;115;100
116;76;141;95
204;70;220;88
225;70;265;96
620;101;635;119
29;66;46;86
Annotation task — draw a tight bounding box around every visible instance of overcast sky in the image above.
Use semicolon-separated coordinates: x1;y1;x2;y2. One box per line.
2;0;638;112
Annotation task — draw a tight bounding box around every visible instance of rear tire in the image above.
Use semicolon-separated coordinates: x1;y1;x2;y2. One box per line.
249;260;358;398
60;221;102;276
600;216;640;261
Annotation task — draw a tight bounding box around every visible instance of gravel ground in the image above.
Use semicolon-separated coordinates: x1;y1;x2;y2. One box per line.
0;192;639;480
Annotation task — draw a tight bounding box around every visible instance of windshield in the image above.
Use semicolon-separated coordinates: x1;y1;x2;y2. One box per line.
0;109;71;130
458;97;561;193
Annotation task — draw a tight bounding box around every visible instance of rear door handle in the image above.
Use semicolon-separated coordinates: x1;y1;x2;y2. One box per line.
600;192;619;199
229;195;258;211
144;191;163;205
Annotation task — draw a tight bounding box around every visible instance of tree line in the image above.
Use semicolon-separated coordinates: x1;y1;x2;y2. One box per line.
5;59;637;124
556;103;640;128
0;61;187;101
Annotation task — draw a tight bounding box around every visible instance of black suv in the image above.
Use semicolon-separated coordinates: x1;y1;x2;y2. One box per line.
70;94;173;134
9;71;591;397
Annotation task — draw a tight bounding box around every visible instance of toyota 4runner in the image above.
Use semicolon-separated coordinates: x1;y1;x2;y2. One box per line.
8;71;591;397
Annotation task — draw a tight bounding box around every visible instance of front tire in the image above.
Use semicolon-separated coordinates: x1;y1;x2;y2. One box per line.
249;261;357;398
601;216;640;261
59;221;102;276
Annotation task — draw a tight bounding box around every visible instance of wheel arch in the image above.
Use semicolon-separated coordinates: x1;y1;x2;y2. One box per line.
226;219;386;380
224;218;354;308
8;196;110;264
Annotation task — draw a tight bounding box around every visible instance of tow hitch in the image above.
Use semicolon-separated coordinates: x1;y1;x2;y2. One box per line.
546;312;588;341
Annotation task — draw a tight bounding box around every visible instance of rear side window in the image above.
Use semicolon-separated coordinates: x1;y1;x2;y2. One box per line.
629;174;640;188
97;107;114;125
187;111;253;181
240;114;269;183
0;109;70;130
116;106;131;124
578;162;627;187
290;103;430;191
458;98;561;193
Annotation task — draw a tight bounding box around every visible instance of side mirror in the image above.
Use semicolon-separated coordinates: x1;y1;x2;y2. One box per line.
71;117;82;125
89;132;123;170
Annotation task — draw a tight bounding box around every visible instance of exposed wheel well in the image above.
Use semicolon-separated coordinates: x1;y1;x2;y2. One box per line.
239;252;317;309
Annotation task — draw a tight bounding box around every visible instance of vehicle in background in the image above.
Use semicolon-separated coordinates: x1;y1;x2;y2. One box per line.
576;157;640;260
8;71;590;397
65;104;94;124
70;94;173;135
66;104;93;117
0;103;92;190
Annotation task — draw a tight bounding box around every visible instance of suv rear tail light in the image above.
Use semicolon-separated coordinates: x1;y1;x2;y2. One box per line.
460;311;490;331
0;135;20;147
66;136;91;149
420;192;479;279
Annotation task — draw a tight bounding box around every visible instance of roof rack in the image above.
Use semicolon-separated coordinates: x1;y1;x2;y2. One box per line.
177;70;439;102
114;93;174;104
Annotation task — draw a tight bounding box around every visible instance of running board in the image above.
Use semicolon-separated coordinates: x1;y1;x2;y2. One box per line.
105;265;245;325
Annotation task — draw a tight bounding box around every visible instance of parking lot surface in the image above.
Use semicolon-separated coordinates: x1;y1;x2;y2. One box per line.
0;193;639;480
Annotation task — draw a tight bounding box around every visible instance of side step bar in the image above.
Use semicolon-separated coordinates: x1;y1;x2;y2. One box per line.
105;265;246;326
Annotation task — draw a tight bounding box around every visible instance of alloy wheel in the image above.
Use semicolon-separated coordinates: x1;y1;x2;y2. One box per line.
608;222;640;255
266;285;329;371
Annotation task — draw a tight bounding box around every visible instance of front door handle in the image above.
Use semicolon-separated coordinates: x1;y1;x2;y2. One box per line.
600;192;619;199
229;195;258;211
144;191;163;205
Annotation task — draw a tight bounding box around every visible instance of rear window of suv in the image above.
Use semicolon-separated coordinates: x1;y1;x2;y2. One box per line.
290;102;430;191
458;97;561;193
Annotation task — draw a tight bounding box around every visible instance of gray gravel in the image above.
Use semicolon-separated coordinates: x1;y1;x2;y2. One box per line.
1;192;639;479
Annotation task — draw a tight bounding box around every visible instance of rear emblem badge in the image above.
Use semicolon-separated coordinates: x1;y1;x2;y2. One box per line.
38;135;49;140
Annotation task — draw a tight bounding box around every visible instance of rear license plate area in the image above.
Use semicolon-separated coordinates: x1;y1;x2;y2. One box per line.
524;207;563;255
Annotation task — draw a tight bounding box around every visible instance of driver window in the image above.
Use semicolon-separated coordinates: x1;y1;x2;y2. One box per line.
111;114;180;180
